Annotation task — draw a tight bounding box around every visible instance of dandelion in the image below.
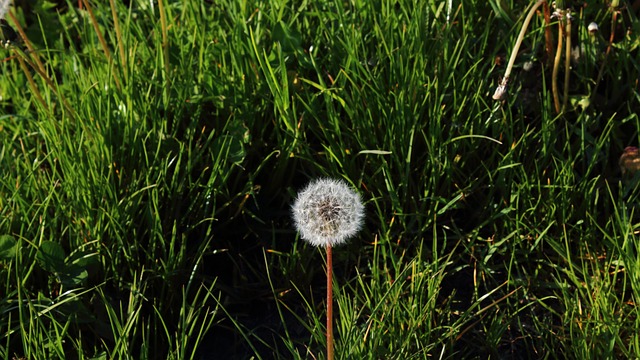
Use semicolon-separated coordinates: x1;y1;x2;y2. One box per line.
292;178;364;247
292;178;364;360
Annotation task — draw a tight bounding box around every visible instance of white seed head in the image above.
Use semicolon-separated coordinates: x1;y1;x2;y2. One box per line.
588;22;599;33
0;0;10;20
292;178;364;247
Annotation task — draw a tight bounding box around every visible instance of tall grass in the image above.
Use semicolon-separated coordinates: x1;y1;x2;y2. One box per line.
1;0;639;358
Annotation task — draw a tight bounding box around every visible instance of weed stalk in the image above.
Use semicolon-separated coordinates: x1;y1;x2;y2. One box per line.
16;55;47;110
109;0;127;80
492;0;546;101
326;244;334;360
7;11;77;121
81;0;121;90
563;14;571;112
552;19;563;112
543;2;554;65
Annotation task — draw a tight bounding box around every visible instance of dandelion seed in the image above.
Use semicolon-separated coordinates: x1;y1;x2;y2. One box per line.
292;178;364;247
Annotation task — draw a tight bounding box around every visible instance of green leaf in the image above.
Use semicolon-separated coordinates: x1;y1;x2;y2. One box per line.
61;265;88;287
36;241;66;273
67;250;100;268
60;250;99;287
0;235;17;261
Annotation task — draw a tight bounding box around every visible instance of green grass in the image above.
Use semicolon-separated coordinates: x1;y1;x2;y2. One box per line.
1;0;640;358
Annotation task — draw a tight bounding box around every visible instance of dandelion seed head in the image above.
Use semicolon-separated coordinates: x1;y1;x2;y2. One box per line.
292;178;364;247
0;1;8;19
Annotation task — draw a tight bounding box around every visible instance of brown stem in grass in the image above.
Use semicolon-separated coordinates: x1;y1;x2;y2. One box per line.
563;16;571;113
6;13;77;122
7;38;78;122
492;0;546;100
326;244;334;360
16;56;48;111
543;2;554;65
7;12;45;76
552;20;563;113
109;0;128;81
81;0;111;61
81;0;121;91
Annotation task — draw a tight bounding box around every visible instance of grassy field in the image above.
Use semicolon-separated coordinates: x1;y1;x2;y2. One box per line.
1;0;640;358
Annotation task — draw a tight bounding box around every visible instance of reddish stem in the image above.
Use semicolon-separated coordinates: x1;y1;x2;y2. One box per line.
326;244;334;360
543;1;554;65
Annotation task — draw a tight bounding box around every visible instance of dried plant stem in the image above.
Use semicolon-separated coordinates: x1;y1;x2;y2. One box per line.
81;0;121;91
109;0;127;80
14;48;77;121
543;2;554;65
563;16;571;112
16;56;47;111
7;12;45;75
82;0;111;61
7;12;77;121
552;21;563;113
503;0;545;76
492;0;546;100
326;244;334;360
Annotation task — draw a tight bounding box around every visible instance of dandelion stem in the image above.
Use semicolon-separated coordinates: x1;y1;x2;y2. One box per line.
552;20;563;113
543;2;554;65
563;16;571;113
504;0;545;78
326;244;334;360
493;0;546;100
